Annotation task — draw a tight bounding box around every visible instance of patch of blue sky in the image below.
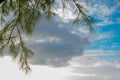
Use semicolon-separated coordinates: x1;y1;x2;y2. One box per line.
86;24;120;51
92;54;120;62
112;9;120;18
109;10;120;24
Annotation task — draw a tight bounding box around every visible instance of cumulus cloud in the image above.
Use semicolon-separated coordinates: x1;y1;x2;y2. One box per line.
65;56;120;80
24;0;119;67
24;17;90;67
1;0;119;70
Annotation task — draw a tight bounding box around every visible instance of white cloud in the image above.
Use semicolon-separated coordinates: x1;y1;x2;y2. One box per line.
84;0;120;26
83;50;120;63
1;55;120;80
0;1;120;80
54;8;76;22
0;56;74;80
54;0;120;27
65;56;120;80
24;17;90;67
19;0;119;67
89;31;115;41
83;50;120;57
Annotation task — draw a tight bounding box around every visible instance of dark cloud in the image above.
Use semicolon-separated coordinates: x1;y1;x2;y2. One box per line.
24;17;90;67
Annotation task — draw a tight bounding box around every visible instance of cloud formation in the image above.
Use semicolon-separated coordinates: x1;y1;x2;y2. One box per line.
25;17;90;67
25;0;119;67
84;50;120;57
85;0;120;27
65;56;120;80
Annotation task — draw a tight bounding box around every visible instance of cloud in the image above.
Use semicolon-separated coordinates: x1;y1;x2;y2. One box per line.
83;50;120;63
1;0;119;69
84;50;120;57
89;31;115;41
21;0;119;67
65;56;120;80
24;17;90;67
55;0;120;27
84;0;120;27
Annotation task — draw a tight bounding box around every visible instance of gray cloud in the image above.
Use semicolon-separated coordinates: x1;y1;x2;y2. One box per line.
25;17;90;67
84;50;120;57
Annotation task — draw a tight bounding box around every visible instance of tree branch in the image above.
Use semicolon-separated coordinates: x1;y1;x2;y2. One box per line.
0;0;4;4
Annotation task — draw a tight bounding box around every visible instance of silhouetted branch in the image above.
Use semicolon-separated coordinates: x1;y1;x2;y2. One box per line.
0;0;4;4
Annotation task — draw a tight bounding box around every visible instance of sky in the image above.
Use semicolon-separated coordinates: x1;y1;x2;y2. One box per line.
0;0;120;80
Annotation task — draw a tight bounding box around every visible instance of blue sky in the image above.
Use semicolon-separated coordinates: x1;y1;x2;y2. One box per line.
87;24;120;50
0;0;120;80
85;0;120;62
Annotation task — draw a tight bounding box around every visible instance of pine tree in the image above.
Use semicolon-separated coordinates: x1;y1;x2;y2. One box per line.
0;0;93;73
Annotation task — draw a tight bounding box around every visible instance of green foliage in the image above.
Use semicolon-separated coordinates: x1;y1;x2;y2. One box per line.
0;0;94;73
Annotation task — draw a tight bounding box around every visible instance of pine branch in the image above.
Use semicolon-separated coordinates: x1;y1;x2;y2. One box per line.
0;0;4;4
